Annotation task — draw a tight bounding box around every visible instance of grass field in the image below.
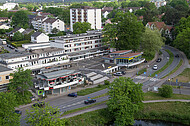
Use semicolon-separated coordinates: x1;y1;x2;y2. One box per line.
77;85;107;96
172;68;190;83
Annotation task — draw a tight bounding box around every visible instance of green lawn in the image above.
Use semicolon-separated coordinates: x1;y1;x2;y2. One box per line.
172;68;190;83
77;85;108;96
144;91;190;100
137;68;147;75
151;49;174;77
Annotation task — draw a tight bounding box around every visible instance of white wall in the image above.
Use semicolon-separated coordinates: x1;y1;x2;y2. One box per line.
96;9;102;29
87;9;95;29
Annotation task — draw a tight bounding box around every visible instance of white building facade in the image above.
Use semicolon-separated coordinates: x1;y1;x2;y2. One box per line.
0;3;19;10
31;32;49;43
150;0;166;8
70;6;101;32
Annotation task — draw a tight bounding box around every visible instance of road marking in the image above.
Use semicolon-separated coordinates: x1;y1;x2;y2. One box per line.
150;78;160;82
135;76;146;79
62;101;83;109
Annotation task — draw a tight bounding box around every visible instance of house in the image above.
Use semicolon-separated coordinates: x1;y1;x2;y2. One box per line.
105;19;112;25
31;17;65;34
35;69;84;94
125;7;143;13
7;27;25;37
150;0;167;8
102;7;113;18
146;22;174;39
0;17;10;23
0;24;11;29
0;65;13;92
22;29;34;35
70;6;101;32
0;3;19;10
42;18;65;34
31;32;49;43
37;12;54;17
102;50;144;68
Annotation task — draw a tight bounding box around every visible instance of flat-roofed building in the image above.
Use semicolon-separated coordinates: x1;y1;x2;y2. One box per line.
0;65;13;92
35;69;84;94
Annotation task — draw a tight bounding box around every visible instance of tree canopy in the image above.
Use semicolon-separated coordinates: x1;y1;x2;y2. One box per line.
73;22;91;34
107;77;144;125
26;103;67;126
141;28;165;60
9;67;33;96
11;10;29;28
103;12;144;51
12;32;24;41
0;92;20;126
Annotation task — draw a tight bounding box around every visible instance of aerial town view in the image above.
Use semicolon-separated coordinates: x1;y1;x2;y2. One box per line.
0;0;190;125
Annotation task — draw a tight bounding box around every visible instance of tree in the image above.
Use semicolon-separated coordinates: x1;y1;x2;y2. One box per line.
51;27;59;34
26;103;67;126
158;85;173;98
107;77;144;125
174;27;190;58
103;12;144;51
73;22;91;34
12;32;24;41
0;92;20;126
11;10;29;28
9;67;33;96
141;28;164;59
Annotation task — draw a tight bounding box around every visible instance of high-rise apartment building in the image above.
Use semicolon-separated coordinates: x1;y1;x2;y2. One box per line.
70;6;101;32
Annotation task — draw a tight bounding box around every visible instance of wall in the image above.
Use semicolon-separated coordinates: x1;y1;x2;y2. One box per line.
0;71;13;85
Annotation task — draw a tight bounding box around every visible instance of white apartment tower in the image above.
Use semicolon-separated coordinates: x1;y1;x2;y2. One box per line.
70;6;101;32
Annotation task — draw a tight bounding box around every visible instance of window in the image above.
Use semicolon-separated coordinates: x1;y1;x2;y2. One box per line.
0;77;1;81
6;76;9;80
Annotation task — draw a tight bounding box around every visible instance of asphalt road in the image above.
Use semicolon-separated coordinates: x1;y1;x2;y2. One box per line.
19;46;183;126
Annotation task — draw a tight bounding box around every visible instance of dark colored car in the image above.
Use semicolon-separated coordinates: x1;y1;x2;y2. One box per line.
121;71;126;75
156;58;162;62
15;110;22;115
175;54;179;58
32;102;45;108
68;93;77;97
144;60;148;63
84;99;96;104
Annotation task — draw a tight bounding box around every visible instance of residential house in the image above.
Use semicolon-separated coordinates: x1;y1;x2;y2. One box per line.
105;19;112;25
31;32;49;43
0;65;13;92
37;12;54;17
7;27;25;37
0;3;19;10
22;29;34;35
123;7;143;13
102;7;113;18
31;16;48;31
150;0;167;8
70;6;101;32
0;24;11;29
0;17;10;23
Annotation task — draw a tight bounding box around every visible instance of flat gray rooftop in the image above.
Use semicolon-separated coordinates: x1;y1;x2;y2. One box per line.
31;47;64;54
0;52;31;59
0;65;12;72
37;69;76;79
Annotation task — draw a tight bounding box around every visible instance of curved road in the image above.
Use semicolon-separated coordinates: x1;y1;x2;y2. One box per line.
19;46;185;126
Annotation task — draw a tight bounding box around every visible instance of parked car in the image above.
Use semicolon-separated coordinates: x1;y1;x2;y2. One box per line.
84;99;96;104
144;60;148;63
175;54;179;58
32;102;45;108
15;110;22;115
30;96;36;101
156;58;162;62
113;72;123;76
68;93;77;97
167;57;169;60
121;71;126;75
152;65;158;70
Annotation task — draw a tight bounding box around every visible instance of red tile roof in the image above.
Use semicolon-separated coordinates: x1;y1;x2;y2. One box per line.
118;52;142;58
111;50;131;54
148;22;166;30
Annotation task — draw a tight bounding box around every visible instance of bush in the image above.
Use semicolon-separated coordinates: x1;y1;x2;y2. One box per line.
158;85;173;98
11;40;30;47
104;80;110;85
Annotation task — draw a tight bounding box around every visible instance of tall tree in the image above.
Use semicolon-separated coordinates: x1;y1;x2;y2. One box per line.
107;77;144;126
26;103;67;126
73;22;91;34
174;27;190;58
0;92;20;126
141;28;164;59
11;10;29;28
103;12;144;51
12;32;24;41
9;68;33;96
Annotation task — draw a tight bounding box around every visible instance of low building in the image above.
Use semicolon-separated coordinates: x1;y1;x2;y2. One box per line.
150;0;166;8
0;17;10;23
7;27;25;37
0;65;13;92
31;32;49;43
102;50;144;68
0;3;19;10
0;24;11;29
0;47;69;72
102;7;113;18
35;69;84;94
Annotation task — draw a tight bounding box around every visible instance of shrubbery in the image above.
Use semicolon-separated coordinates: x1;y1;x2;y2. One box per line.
158;85;173;98
11;40;30;47
104;80;110;85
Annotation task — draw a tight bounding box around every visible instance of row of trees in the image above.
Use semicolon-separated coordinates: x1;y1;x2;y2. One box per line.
103;12;164;60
